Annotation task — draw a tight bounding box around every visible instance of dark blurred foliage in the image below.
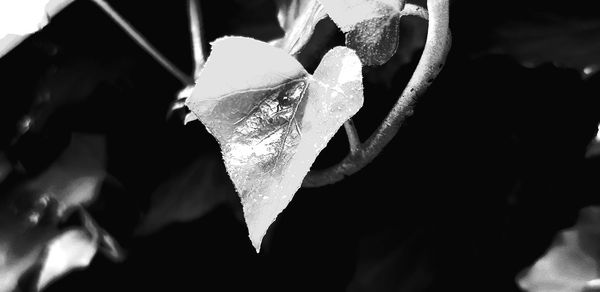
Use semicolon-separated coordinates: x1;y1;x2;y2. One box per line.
1;0;600;291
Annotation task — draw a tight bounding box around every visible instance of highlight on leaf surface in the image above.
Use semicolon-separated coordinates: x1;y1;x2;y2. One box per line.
518;206;600;292
318;0;414;66
185;36;363;251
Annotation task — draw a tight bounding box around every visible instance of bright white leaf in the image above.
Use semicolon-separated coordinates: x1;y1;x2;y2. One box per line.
518;206;600;292
186;36;363;251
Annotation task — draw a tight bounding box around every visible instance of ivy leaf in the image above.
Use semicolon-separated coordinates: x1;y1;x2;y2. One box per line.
518;206;600;292
318;0;405;65
186;36;363;251
271;0;327;55
365;13;427;88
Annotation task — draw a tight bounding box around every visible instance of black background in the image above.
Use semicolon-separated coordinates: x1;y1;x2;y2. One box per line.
1;0;600;291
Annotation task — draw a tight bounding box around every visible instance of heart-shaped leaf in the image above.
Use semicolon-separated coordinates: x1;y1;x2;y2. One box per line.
318;0;406;65
271;0;327;55
186;36;363;251
518;206;600;292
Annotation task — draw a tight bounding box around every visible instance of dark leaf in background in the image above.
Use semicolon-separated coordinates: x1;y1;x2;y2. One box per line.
135;154;238;236
491;14;600;78
347;229;433;292
364;13;427;88
186;37;363;251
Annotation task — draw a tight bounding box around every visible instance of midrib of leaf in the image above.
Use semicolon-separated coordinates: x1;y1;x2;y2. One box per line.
271;80;309;173
224;77;310;174
232;77;306;126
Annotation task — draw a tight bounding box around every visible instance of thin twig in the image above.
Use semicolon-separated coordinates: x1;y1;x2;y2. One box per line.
344;119;361;154
188;0;206;79
401;3;429;20
303;0;451;187
90;0;194;85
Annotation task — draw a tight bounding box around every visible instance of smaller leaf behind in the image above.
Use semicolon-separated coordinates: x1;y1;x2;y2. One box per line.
318;0;403;65
186;37;363;251
271;0;327;56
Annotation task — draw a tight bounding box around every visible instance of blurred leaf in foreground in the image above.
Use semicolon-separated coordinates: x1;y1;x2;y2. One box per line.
186;37;363;251
518;206;600;292
0;133;118;291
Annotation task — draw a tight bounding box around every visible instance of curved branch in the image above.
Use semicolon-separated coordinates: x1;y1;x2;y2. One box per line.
303;0;451;187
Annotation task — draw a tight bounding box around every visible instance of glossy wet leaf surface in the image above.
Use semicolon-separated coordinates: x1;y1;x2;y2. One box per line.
186;36;363;251
318;0;406;65
518;206;600;292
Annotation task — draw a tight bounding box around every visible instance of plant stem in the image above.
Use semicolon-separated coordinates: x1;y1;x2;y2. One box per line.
90;0;194;85
344;119;361;154
187;0;206;79
303;0;451;187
